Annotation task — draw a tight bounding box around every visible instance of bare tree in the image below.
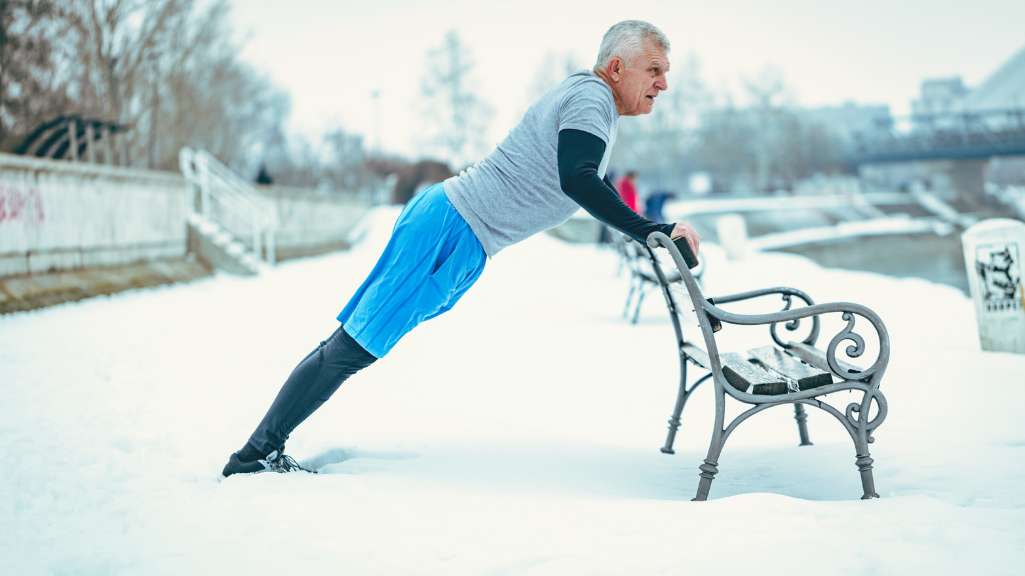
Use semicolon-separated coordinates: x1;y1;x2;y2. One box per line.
264;134;323;190
154;0;290;173
417;30;493;170
29;0;290;173
41;0;195;167
0;0;286;173
693;66;848;193
262;127;376;193
694;101;757;193
2;0;373;192
63;0;186;118
742;67;847;189
743;65;795;190
0;1;72;150
321;128;371;191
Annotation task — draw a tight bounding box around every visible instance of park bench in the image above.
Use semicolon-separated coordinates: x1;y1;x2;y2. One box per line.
614;234;700;324
641;231;890;501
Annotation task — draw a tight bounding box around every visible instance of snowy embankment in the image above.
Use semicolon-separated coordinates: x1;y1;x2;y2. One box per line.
2;207;1023;575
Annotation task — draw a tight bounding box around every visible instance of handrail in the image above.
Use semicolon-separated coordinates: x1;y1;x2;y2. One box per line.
179;147;276;265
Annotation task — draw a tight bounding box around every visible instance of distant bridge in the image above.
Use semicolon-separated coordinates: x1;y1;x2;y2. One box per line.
850;108;1025;164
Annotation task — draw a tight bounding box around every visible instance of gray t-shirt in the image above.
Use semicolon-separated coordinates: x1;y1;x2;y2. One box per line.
444;70;619;257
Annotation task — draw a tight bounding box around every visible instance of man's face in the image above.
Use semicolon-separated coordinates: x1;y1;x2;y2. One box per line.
616;41;669;116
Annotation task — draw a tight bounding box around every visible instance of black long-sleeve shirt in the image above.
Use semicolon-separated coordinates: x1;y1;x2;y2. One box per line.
557;129;675;244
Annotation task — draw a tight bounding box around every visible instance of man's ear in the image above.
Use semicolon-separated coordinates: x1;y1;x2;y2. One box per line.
607;56;624;82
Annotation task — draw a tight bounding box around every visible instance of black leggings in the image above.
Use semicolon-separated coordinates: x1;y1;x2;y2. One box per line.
247;326;376;455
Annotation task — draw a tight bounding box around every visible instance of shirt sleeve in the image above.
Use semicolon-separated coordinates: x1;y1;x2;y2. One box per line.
558;80;616;146
557;129;675;243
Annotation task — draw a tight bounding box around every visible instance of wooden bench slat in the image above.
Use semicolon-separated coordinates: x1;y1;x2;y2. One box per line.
785;341;867;380
681;344;710;369
681;341;859;395
720;352;788;395
747;345;832;391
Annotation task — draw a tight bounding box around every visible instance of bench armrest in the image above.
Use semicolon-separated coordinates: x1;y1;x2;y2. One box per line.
708;300;889;382
647;230;890;383
711;287;815;306
708;287;821;347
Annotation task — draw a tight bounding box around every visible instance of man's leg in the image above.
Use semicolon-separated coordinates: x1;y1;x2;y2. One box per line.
222;182;486;477
222;326;376;478
247;325;377;456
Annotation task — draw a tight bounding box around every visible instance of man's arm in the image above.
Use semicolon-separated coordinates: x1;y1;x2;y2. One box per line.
602;173;618;196
557;129;700;253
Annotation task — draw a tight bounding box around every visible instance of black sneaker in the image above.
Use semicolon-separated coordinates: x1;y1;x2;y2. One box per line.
220;449;317;480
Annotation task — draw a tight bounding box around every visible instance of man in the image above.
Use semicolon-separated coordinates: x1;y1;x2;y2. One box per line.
220;20;701;478
616;170;640;213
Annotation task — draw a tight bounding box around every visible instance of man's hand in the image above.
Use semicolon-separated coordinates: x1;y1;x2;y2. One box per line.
670;221;701;257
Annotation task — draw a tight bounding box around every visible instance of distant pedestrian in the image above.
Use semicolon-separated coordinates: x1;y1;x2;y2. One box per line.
255;163;273;185
616;170;640;212
645;190;677;223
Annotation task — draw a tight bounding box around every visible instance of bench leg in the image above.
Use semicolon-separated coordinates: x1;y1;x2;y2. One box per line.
693;459;719;501
693;390;727;501
661;414;683;454
632;289;647;324
661;361;689;454
856;451;880;499
794;403;813;446
662;370;712;455
623;280;637;319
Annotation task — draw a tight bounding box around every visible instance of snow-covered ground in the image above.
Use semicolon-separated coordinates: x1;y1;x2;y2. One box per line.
2;208;1024;575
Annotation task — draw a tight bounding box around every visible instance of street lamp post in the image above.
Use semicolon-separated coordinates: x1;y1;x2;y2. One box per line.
370;89;381;155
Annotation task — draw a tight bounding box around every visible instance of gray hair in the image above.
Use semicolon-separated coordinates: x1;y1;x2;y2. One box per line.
593;20;670;73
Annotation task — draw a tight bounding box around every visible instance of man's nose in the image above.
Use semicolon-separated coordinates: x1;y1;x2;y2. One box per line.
655;74;668;91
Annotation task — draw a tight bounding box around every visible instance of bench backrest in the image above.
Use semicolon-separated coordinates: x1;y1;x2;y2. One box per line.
639;235;721;366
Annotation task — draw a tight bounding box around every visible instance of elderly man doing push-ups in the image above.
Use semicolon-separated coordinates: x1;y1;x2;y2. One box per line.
221;19;701;478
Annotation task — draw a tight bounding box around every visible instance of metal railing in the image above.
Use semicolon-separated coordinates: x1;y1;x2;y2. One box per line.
852;107;1025;163
179;147;276;265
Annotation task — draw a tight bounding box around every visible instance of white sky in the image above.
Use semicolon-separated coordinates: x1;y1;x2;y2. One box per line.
228;0;1025;159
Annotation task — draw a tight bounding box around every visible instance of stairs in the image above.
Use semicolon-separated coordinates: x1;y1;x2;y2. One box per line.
180;148;276;275
186;213;260;275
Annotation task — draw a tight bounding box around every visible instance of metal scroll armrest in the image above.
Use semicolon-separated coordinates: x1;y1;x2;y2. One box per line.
646;230;889;383
705;300;890;383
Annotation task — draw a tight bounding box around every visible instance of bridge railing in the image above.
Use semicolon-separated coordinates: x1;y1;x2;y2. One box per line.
852;108;1025;163
179;147;277;265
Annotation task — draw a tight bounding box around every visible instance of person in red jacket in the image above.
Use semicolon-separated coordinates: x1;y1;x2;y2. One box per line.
616;170;640;212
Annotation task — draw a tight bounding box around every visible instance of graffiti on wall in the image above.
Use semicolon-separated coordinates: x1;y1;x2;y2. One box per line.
0;185;45;225
975;242;1023;313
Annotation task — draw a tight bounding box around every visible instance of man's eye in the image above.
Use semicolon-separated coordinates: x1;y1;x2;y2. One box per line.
652;68;661;75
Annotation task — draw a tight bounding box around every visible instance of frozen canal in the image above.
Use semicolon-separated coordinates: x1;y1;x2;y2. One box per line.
2;208;1023;575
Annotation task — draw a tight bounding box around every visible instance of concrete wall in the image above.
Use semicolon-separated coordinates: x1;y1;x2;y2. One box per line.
255;184;372;260
0;153;189;277
0;152;374;279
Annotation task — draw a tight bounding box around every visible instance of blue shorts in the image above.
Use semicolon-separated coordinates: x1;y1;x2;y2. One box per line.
337;183;487;358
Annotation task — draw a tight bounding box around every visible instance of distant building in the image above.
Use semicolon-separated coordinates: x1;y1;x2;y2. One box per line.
910;44;1025;130
912;77;970;117
967;44;1025;112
